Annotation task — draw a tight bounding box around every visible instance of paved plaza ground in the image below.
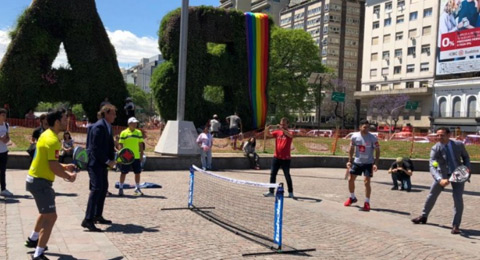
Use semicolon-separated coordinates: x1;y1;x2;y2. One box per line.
2;164;480;259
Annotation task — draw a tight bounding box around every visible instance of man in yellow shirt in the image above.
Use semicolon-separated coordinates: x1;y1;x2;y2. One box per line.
118;117;145;196
24;109;77;260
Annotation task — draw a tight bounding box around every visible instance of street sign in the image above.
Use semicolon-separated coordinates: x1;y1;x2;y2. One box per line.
405;101;419;110
331;92;345;102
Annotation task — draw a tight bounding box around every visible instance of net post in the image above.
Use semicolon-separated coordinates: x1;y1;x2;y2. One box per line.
273;183;284;250
188;166;195;208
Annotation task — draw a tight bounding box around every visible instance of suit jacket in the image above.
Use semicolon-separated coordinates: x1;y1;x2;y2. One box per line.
429;140;470;181
86;119;114;168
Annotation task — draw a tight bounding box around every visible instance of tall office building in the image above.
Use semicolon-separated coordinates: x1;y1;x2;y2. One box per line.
280;0;365;125
219;0;290;25
122;54;164;93
358;0;438;130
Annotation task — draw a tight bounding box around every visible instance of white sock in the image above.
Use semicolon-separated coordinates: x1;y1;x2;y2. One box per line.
30;231;39;241
34;247;45;257
135;183;140;189
119;183;124;189
350;193;356;199
365;198;370;203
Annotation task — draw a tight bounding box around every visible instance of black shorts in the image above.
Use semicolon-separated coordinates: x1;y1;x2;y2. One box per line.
120;159;142;174
350;163;373;177
26;176;56;214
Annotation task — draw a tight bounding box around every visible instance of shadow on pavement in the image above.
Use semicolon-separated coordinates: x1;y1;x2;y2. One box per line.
350;205;411;216
292;196;322;203
55;192;78;197
108;194;166;199
42;252;79;260
460;229;480;240
1;198;20;204
105;223;159;234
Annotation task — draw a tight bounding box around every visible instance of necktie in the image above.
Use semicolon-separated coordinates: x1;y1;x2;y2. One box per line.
445;144;456;174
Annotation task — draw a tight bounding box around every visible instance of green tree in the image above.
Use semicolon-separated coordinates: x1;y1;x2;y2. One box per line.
126;83;149;111
268;27;327;122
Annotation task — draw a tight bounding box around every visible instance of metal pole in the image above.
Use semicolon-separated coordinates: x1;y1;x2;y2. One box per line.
317;75;322;130
177;0;189;121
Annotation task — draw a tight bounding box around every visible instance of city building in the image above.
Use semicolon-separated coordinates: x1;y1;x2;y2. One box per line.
432;0;480;133
121;54;164;93
219;0;290;25
279;0;365;127
357;0;438;131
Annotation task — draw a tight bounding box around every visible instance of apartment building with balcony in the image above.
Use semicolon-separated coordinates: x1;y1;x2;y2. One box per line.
357;0;438;130
219;0;290;24
280;0;365;126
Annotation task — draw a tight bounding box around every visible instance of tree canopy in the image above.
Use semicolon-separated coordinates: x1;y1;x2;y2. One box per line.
267;27;327;123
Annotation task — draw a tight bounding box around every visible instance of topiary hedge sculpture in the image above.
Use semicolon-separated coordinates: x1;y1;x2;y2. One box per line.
0;0;128;123
152;6;272;130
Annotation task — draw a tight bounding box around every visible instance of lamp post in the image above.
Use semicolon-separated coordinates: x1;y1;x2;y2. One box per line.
308;73;327;130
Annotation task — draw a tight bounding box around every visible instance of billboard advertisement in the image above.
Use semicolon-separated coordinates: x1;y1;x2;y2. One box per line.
437;0;480;75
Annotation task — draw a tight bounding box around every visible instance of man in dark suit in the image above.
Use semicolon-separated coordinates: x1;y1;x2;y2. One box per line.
82;104;117;232
412;127;470;235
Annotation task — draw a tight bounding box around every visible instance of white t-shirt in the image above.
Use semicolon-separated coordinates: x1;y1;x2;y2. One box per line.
0;123;9;153
351;132;379;164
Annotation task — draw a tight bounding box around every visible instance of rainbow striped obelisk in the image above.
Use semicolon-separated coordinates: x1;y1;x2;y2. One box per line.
245;12;269;129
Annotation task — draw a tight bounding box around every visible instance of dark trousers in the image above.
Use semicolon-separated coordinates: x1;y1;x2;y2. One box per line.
0;152;7;191
269;157;293;193
85;166;109;220
391;171;411;190
246;152;259;168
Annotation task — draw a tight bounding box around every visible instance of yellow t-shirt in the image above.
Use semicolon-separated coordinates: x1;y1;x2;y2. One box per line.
119;128;144;159
28;129;61;181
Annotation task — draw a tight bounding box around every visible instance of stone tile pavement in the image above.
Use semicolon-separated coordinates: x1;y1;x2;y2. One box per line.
2;166;480;259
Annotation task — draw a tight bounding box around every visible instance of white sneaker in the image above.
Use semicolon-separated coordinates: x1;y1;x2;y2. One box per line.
0;189;13;197
134;189;144;196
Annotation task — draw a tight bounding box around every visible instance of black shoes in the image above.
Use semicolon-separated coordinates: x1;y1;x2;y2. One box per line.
32;253;49;260
94;216;112;225
411;216;427;224
24;237;48;251
451;226;461;234
81;219;103;232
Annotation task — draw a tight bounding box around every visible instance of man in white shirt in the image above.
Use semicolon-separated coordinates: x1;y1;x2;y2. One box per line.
0;108;13;197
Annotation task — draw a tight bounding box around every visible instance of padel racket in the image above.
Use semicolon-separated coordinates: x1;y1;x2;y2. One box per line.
116;148;135;165
449;165;470;183
72;146;88;171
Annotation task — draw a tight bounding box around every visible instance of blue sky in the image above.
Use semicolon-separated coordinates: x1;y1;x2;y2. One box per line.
0;0;219;68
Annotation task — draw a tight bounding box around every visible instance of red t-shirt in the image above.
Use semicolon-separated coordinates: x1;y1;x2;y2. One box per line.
272;129;293;160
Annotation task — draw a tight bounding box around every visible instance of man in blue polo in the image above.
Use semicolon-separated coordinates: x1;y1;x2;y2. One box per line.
118;117;145;196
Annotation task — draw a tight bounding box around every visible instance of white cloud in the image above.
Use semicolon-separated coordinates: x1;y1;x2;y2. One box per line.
0;29;160;69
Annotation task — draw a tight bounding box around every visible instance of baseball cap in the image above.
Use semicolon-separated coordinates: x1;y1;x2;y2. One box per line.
213;114;218;118
128;117;139;124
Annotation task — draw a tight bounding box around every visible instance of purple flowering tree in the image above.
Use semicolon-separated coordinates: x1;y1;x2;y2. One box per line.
368;94;410;131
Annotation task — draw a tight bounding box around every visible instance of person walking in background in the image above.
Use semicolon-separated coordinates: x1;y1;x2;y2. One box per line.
124;97;135;123
226;112;242;149
344;120;380;212
118;117;145;196
196;125;213;170
59;131;74;163
25;109;36;126
388;157;414;191
263;117;294;198
209;114;221;138
243;137;260;170
24;109;77;260
82;104;116;232
411;127;470;235
29;114;48;158
0;108;12;197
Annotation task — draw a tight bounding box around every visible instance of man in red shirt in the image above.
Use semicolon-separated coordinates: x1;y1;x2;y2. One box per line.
263;117;294;198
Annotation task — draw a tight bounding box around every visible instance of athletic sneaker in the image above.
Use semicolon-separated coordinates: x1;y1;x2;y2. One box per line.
263;192;274;197
118;188;124;197
362;202;371;211
288;192;294;198
32;253;49;260
343;197;358;206
0;189;13;197
134;188;144;196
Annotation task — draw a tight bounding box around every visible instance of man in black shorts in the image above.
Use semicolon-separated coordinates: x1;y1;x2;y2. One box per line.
24;109;77;260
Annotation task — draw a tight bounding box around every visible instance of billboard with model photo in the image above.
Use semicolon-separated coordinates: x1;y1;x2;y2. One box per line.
437;0;480;75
